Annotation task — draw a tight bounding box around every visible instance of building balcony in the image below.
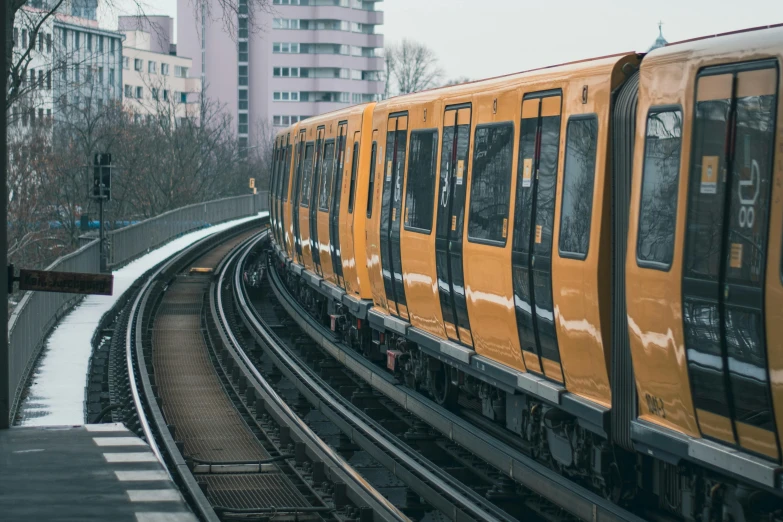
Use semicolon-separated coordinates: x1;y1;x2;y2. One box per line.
270;5;383;25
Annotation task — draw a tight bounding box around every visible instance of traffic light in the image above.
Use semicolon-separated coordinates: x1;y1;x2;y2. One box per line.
92;153;112;200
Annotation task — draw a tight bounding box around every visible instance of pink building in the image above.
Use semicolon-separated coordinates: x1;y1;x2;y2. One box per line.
177;0;385;150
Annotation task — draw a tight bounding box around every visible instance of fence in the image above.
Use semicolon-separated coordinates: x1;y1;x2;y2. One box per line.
6;191;268;424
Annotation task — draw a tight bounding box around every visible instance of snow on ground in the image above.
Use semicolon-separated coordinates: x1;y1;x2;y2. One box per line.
17;213;267;427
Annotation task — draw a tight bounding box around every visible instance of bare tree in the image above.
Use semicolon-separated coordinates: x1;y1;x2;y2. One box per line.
442;76;472;87
385;39;444;96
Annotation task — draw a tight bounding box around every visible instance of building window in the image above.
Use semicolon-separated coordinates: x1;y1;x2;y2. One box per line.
273;0;301;4
180;92;187;103
148;61;156;73
273;42;299;53
22;29;28;49
13;28;18;48
559;116;599;259
73;65;78;82
123;57;129;69
273;18;300;29
135;86;143;98
74;31;80;49
46;33;51;52
87;33;92;51
61;28;66;46
152;88;159;100
46;70;51;90
134;59;142;71
98;35;103;52
37;69;43;88
109;68;115;84
124;84;132;97
161;63;169;75
38;33;43;52
163;89;169;101
273;67;299;77
97;66;103;84
111;38;116;52
175;65;189;78
637;109;683;269
239;17;248;38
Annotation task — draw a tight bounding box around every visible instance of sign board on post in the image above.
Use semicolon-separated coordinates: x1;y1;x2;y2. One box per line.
249;178;255;189
18;269;114;296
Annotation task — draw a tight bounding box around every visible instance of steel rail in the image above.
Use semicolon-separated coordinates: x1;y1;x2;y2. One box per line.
213;235;410;522
230;242;515;522
125;217;265;522
264;255;651;522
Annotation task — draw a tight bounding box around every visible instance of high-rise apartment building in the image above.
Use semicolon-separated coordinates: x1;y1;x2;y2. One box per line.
177;0;385;149
119;16;201;126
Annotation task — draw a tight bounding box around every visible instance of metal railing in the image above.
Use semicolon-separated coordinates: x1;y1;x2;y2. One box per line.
6;191;268;424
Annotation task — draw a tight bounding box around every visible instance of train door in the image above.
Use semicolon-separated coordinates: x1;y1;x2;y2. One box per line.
344;130;362;294
511;92;564;381
271;142;279;241
330;123;348;288
311;128;325;276
292;131;306;265
435;105;473;345
281;136;292;257
682;61;780;460
380;114;410;319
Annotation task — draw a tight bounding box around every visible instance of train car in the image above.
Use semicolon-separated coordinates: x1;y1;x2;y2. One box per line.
268;23;783;522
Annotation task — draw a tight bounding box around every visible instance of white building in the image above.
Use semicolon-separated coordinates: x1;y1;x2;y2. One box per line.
9;6;56;128
118;17;201;125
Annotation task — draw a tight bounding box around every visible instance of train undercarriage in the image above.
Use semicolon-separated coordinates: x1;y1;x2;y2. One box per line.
277;263;783;522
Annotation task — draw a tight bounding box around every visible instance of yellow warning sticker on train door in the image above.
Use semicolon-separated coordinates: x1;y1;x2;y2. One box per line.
387;160;393;182
451;215;457;231
730;243;743;269
535;224;543;244
523;159;533;188
392;207;397;221
456;160;465;185
502;218;508;239
701;156;719;194
404;207;409;224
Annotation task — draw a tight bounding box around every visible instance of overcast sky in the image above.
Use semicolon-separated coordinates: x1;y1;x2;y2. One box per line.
109;0;783;81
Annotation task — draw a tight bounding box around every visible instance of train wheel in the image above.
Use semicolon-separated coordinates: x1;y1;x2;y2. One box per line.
429;360;458;410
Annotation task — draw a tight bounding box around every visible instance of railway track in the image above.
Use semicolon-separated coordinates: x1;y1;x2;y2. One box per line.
245;242;656;522
112;217;654;522
121;220;406;521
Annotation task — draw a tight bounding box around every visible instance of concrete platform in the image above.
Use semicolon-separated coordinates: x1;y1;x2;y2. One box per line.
0;423;197;522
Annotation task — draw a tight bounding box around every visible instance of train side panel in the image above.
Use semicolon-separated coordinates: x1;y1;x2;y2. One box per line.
628;29;783;461
366;111;391;315
315;121;339;286
398;100;449;338
462;88;527;371
341;104;376;299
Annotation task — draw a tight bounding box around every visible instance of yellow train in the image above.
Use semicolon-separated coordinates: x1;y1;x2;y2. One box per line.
268;24;783;520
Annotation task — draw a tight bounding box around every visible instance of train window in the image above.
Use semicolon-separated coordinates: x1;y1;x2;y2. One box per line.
282;144;291;203
637;108;683;269
318;140;335;211
300;142;315;208
467;122;514;244
559;115;598;259
348;142;359;213
404;129;438;233
366;142;378;218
